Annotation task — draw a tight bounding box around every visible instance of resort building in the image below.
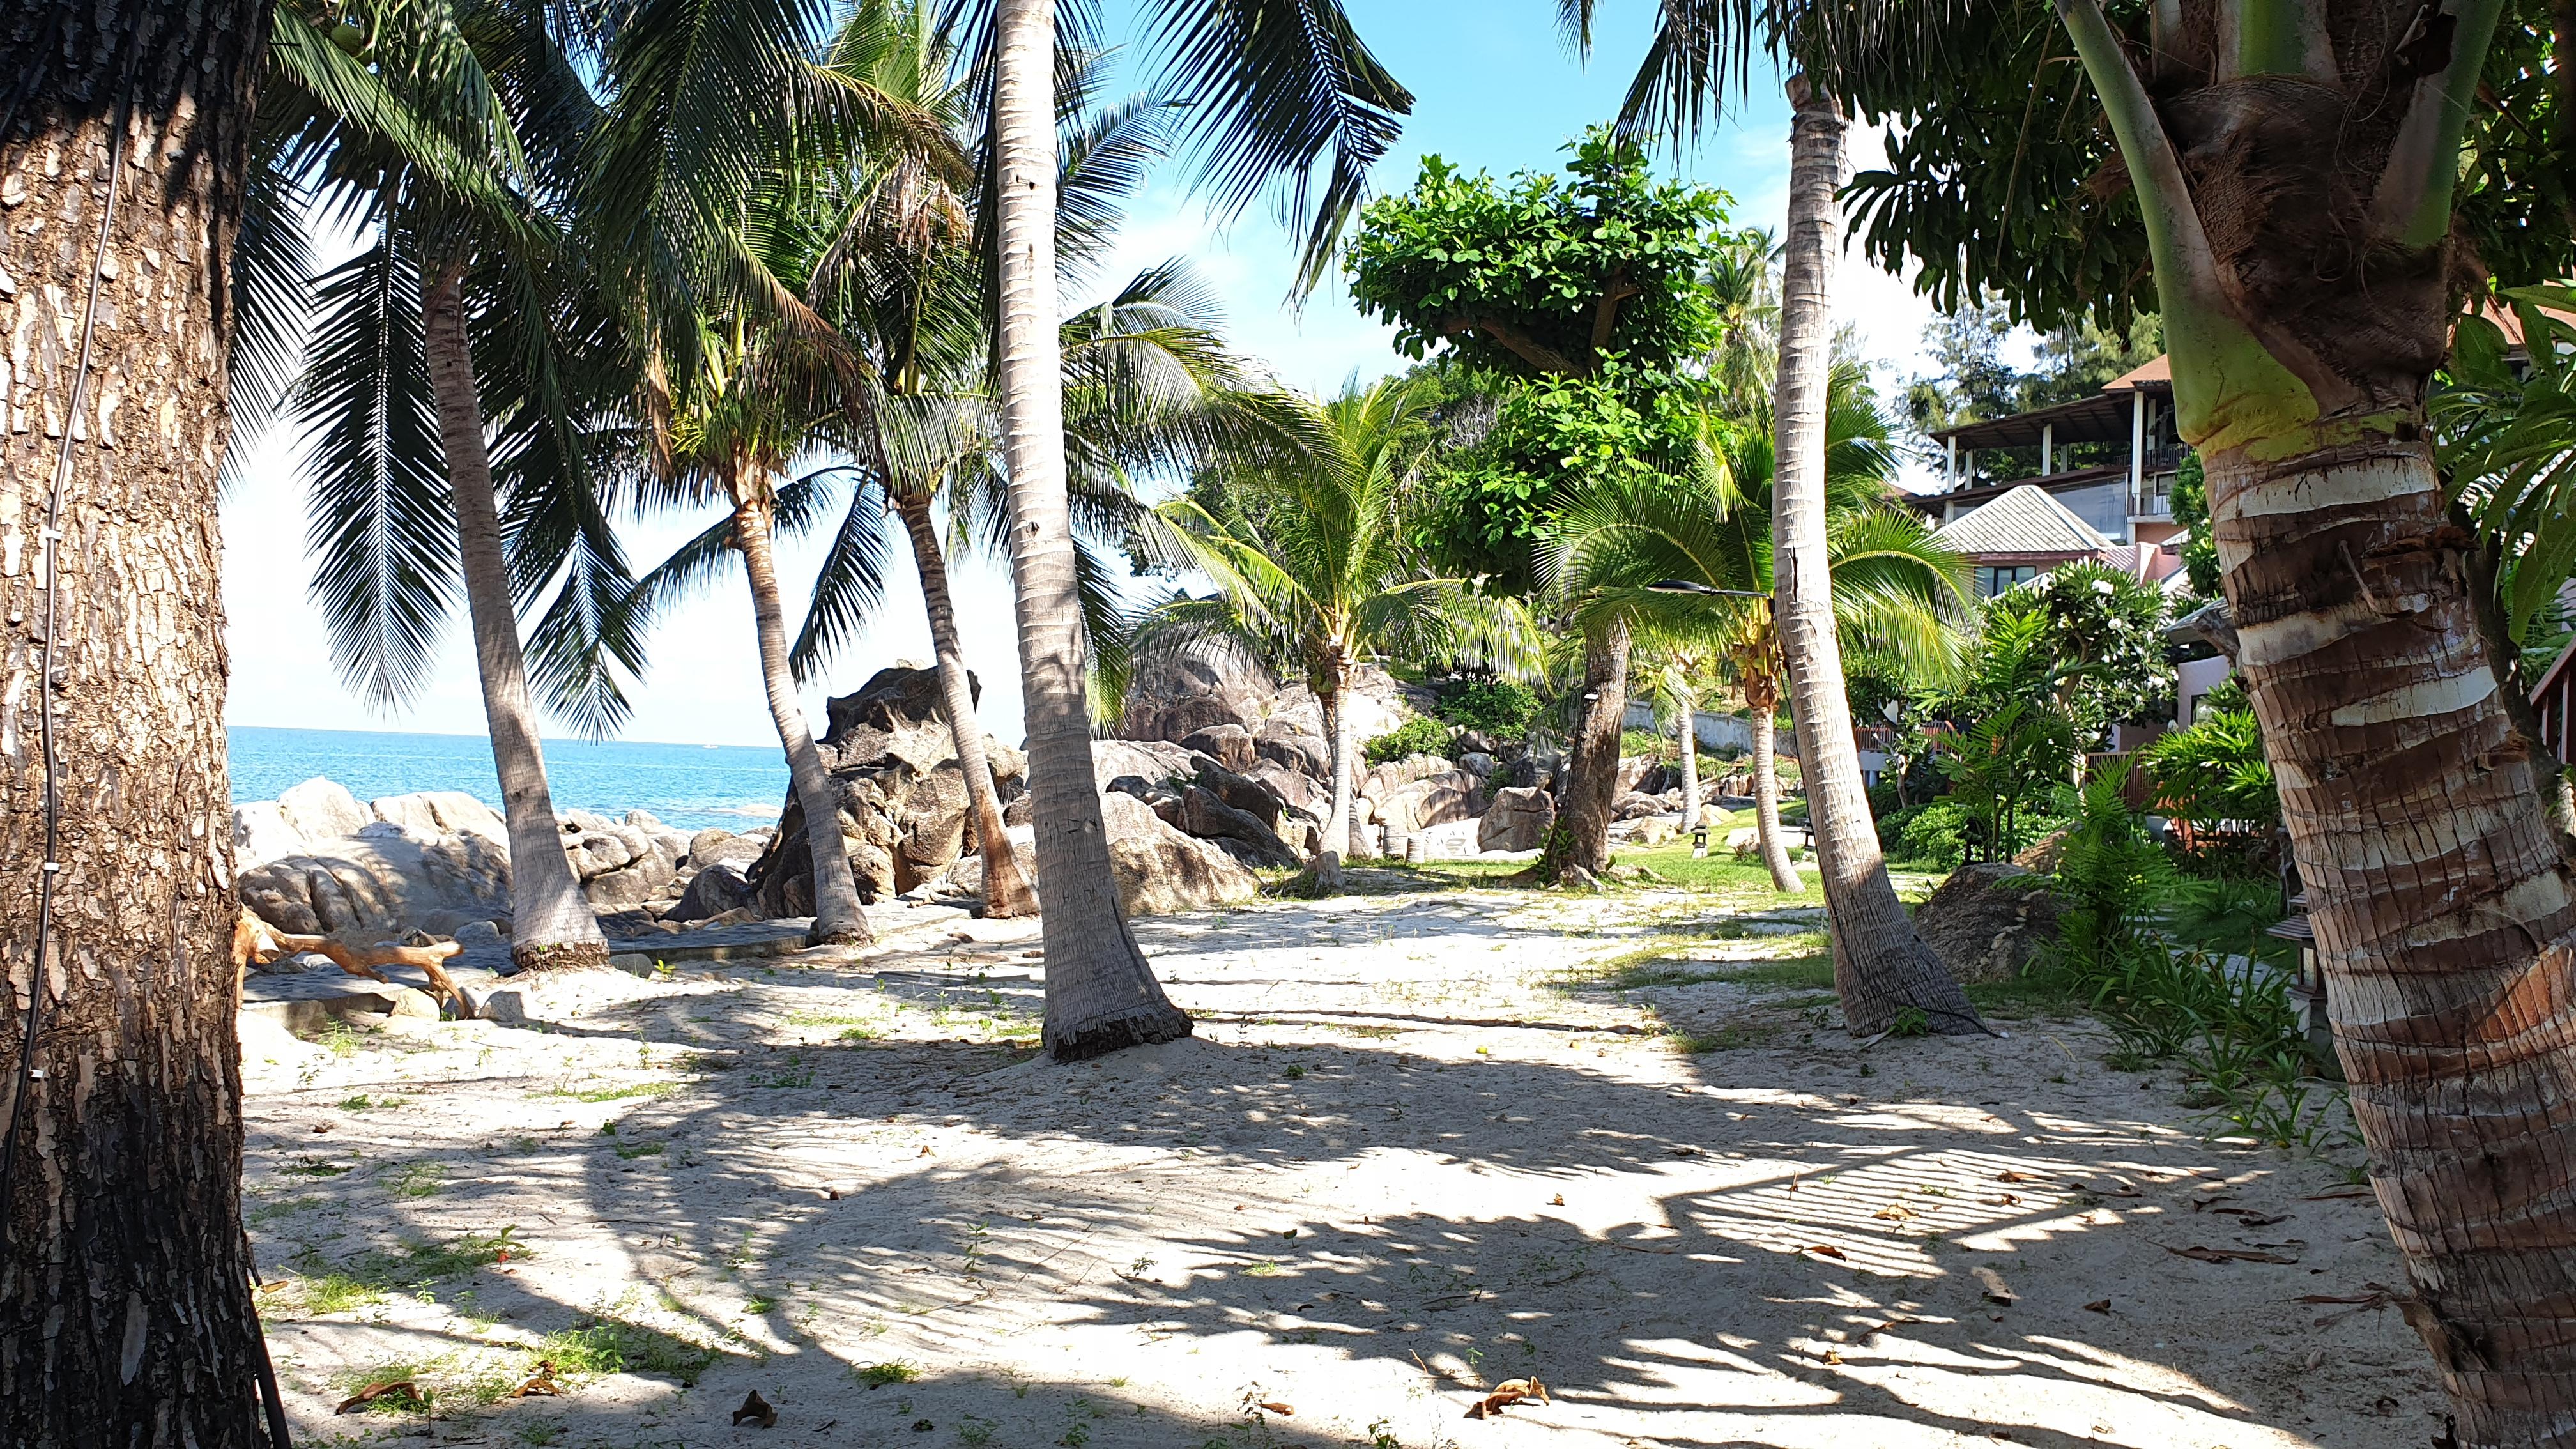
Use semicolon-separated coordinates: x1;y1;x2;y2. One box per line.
1915;358;2188;596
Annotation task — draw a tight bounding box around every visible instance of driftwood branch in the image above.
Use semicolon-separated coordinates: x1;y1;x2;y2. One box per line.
233;910;473;1018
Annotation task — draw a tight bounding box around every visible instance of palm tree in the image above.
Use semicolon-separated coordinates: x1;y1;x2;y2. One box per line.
1551;368;1974;934
1630;645;1717;836
257;0;634;975
980;0;1410;1055
1146;377;1540;892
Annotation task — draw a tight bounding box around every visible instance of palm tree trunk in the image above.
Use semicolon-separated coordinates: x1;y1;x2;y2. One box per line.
1549;619;1630;880
732;493;871;946
1774;75;1979;1036
1676;688;1701;834
894;494;1036;918
990;0;1190;1059
421;265;609;974
1315;675;1350;889
1747;680;1801;893
0;1;278;1438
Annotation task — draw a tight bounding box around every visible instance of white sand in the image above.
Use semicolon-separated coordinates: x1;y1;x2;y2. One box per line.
240;880;2437;1448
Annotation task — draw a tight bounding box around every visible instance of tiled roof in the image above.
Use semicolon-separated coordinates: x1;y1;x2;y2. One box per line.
1931;484;2113;558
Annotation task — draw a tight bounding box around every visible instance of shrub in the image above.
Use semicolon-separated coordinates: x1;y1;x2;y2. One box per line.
1361;716;1453;765
1889;799;1971;868
1432;678;1540;740
1619;728;1669;760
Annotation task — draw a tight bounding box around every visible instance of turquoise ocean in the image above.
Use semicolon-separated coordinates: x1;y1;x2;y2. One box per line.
227;726;787;833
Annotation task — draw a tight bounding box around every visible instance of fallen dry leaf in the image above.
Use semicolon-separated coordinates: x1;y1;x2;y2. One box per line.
1973;1266;2018;1305
508;1361;562;1398
2083;1298;2112;1314
1995;1170;2043;1183
1872;1202;1915;1222
2212;1209;2290;1227
1255;1402;1294;1416
335;1380;420;1414
2168;1245;2299;1264
1823;1348;1844;1365
1806;1244;1846;1259
732;1389;778;1427
1464;1378;1551;1420
1549;1194;1565;1207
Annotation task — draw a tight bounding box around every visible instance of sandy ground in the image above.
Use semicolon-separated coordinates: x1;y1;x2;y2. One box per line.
240;874;2442;1449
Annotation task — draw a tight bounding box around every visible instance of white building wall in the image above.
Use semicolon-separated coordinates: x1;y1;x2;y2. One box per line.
2055;479;2132;542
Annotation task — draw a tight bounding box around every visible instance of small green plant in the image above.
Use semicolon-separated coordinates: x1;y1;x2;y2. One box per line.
613;1140;665;1160
1432;677;1540;741
1282;1064;1307;1080
540;1317;719;1384
337;1093;406;1112
1887;1006;1931;1038
1361;716;1453;764
1367;1418;1402;1449
546;1080;682;1103
385;1162;446;1200
1243;1261;1285;1277
330;1365;432;1414
956;1418;997;1447
856;1361;922;1388
515;1424;567;1446
281;1157;351;1177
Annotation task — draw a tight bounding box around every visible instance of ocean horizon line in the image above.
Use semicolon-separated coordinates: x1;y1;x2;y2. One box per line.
227;721;788;754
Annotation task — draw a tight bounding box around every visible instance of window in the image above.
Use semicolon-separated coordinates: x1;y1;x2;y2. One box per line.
1976;565;2039;598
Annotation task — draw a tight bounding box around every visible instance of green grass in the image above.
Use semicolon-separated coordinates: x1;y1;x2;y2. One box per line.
385;1162;445;1199
837;1024;886;1043
247;1195;325;1225
330;1363;434;1415
544;1080;683;1103
280;1228;528;1313
337;1094;407;1112
612;1140;665;1160
280;1158;353;1177
854;1360;923;1388
539;1317;721;1385
1668;1022;1785;1052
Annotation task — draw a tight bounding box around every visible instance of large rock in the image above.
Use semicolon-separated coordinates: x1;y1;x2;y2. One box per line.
666;859;753;923
1255;730;1329;778
1192;758;1290;831
233;801;307;871
1098;792;1260;912
746;666;1022;915
1478;786;1556;852
1613;790;1666;820
1092;738;1201;791
1119;639;1278;742
689;828;766;868
1375;772;1485;838
1248;762;1327;820
1179;785;1299;868
1365;753;1456;799
372;790;507;844
277;777;371;842
1179;723;1257;774
1913;862;2064;985
236;823;512;939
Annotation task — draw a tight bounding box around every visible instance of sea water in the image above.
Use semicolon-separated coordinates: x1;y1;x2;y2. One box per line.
227;726;787;833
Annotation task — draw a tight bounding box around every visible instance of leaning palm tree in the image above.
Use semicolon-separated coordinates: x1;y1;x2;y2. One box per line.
623;307;877;947
1551;370;1974;943
1145;376;1540;892
976;0;1411;1055
257;1;635;974
1561;0;1977;1034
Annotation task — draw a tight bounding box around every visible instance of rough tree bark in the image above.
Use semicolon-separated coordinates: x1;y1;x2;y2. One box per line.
421;264;609;972
731;493;870;946
0;0;283;1441
2051;1;2572;1436
1774;75;1982;1034
1541;620;1630;882
1745;673;1802;893
990;0;1191;1059
893;493;1036;918
1314;667;1352;889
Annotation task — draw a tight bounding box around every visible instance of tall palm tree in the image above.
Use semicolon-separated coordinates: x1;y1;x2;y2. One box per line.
259;0;634;974
1146;377;1540;892
1557;0;1981;1035
1551;368;1974;935
980;0;1410;1056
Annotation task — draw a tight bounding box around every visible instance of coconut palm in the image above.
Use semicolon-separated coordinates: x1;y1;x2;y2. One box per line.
1549;367;1972;935
254;0;637;974
1144;376;1540;892
1629;645;1720;835
974;0;1411;1055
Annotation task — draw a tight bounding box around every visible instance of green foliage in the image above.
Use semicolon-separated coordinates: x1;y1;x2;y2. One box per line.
2437;289;2576;643
1363;717;1454;765
1618;728;1670;760
2046;758;2174;974
1348;128;1737;376
1432;677;1539;740
2167;454;2221;599
1935;610;2084;860
2142;700;2280;838
1995;561;2172;733
1889;799;1970;869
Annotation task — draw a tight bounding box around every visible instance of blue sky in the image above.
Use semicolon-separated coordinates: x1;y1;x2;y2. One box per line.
219;1;1949;749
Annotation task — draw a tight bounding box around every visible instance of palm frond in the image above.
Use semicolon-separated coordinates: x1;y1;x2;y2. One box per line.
298;224;458;710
